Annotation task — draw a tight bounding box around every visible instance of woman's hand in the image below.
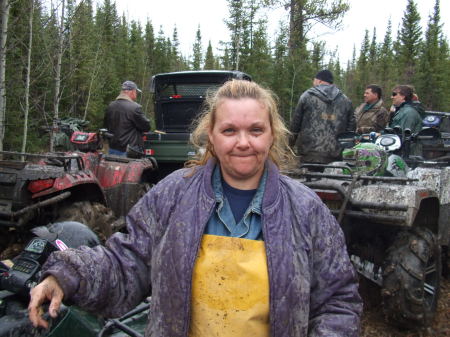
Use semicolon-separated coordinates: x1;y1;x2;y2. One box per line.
28;275;64;329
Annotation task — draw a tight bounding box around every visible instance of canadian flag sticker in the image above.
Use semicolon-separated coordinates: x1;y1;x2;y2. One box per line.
55;239;69;251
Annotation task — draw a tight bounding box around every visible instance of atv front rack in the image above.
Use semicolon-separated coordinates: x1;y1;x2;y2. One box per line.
286;166;416;225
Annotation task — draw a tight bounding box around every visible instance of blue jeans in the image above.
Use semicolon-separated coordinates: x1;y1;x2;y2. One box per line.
108;148;127;156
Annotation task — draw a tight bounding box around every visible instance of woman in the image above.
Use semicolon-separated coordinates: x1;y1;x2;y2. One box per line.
29;80;362;336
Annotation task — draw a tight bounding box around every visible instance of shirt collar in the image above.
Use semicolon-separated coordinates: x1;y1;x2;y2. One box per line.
212;165;267;215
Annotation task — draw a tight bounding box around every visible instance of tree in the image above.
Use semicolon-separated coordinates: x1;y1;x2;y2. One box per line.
416;0;446;110
267;0;349;55
395;0;422;83
0;0;11;152
204;41;216;70
191;25;202;70
377;20;395;95
21;0;34;154
224;0;245;69
49;0;66;152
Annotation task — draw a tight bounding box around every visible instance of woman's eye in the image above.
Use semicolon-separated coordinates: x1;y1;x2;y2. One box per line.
251;127;264;134
223;128;234;134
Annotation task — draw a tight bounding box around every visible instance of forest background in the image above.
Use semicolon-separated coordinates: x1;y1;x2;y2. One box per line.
0;0;449;152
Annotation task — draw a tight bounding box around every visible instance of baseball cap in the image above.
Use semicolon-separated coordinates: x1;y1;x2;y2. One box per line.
121;80;142;93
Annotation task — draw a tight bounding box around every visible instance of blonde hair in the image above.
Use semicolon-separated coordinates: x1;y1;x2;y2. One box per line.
187;79;294;170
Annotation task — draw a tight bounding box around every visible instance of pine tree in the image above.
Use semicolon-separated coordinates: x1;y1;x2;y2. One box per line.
416;0;446;110
377;20;396;97
242;19;272;86
270;21;291;122
191;25;203;70
204;41;215;70
224;0;245;70
396;0;422;83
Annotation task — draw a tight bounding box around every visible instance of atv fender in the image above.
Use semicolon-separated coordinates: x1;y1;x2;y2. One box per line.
96;157;155;187
350;184;439;228
408;167;450;246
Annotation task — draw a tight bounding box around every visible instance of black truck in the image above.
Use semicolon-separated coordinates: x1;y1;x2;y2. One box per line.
144;70;251;178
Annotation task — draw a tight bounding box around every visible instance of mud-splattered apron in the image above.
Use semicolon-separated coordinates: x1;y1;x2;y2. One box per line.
189;234;270;337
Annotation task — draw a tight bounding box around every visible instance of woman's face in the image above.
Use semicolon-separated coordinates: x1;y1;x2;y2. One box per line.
208;98;273;189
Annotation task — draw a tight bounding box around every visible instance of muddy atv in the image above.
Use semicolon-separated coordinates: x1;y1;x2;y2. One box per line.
0;129;157;260
288;129;449;329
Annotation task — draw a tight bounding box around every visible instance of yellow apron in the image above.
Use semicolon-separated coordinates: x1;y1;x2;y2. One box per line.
189;234;270;337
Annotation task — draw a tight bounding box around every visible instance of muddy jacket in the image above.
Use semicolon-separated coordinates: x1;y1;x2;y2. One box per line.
389;102;423;134
42;159;362;337
290;84;356;164
104;94;150;152
355;99;389;133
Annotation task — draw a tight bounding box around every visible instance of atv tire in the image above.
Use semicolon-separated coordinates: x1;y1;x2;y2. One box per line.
57;201;116;241
381;227;441;329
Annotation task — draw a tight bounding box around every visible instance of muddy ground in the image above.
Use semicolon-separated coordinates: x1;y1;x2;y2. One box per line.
360;277;450;337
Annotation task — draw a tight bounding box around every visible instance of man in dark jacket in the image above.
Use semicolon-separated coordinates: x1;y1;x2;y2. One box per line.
104;80;151;156
289;70;356;164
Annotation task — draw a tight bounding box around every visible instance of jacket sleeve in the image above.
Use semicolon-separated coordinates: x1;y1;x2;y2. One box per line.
133;105;151;132
376;107;389;131
289;95;305;147
308;202;363;336
345;101;356;132
41;194;157;318
400;108;422;132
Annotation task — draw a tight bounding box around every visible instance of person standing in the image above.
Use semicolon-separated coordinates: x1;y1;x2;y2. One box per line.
29;80;362;336
104;80;151;156
355;84;389;134
389;85;422;134
289;69;355;164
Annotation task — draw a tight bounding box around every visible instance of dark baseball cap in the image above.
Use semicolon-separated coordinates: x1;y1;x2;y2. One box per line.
121;80;142;93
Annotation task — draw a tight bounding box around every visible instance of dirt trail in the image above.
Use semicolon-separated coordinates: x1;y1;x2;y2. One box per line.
361;277;450;337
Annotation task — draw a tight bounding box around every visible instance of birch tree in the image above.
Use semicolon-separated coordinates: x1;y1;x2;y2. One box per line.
21;0;34;154
49;0;66;151
0;0;11;152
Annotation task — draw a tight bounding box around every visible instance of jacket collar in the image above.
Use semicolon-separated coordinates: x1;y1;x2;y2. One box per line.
115;93;134;102
203;158;279;210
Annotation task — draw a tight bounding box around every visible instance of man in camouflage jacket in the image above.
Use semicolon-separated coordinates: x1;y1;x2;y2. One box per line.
355;84;389;134
290;70;356;164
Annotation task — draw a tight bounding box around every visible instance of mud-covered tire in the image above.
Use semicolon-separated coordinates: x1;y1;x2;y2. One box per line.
381;227;441;328
57;201;116;241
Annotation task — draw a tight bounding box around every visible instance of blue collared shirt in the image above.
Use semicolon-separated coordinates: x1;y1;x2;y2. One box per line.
204;165;267;240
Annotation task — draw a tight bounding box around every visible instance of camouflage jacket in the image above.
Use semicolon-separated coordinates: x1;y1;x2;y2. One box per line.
290;84;355;164
355;99;389;133
42;159;362;337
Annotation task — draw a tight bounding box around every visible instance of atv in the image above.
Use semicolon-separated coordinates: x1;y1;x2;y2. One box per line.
288;128;449;329
0;128;158;260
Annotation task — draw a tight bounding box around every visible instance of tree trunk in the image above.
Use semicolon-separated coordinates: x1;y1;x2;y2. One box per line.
288;0;305;54
21;0;34;156
83;46;100;121
50;0;65;152
0;0;11;153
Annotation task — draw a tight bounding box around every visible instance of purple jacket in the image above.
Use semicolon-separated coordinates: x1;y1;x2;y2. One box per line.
43;159;362;336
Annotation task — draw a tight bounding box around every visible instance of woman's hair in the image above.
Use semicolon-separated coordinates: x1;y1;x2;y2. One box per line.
187;79;294;169
393;85;414;102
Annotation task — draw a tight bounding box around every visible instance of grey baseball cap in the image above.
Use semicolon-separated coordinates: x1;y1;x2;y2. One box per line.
121;80;142;93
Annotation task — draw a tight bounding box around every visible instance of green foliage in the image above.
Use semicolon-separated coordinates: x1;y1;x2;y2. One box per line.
191;25;203;70
2;0;450;153
396;0;422;83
